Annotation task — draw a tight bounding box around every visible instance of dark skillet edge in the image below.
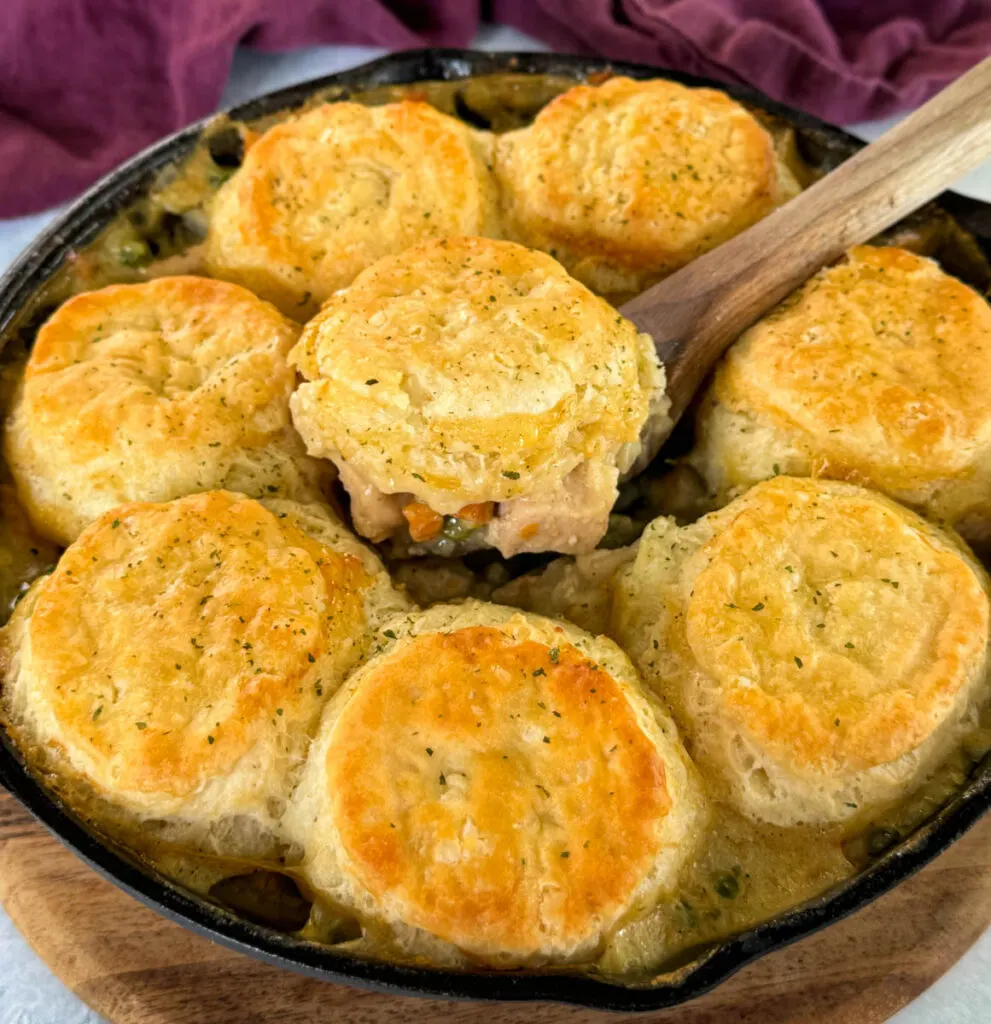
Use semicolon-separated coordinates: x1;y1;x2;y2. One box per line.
3;718;989;1012
0;47;990;1012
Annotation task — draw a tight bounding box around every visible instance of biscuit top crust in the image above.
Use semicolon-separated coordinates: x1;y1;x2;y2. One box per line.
24;491;371;801
289;236;662;514
713;246;991;488
6;275;308;544
497;76;779;273
683;477;989;774
205;101;500;316
21;276;298;458
325;625;671;958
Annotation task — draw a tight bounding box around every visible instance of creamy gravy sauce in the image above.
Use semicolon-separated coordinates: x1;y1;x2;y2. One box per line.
1;70;990;985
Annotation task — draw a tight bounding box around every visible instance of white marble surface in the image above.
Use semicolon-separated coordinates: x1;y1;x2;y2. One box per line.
2;24;991;1024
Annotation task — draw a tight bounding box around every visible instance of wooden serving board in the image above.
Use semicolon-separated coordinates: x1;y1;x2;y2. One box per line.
1;790;989;1024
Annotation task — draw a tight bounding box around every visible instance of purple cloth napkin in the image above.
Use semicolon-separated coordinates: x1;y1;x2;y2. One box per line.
2;0;990;218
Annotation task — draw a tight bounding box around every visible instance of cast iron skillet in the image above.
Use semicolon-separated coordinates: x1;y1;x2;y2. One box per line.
2;49;991;1013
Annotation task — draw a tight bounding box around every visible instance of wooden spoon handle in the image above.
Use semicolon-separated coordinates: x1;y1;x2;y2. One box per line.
621;54;991;427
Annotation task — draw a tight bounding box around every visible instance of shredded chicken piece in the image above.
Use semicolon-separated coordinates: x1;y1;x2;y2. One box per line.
334;459;407;542
486;462;618;557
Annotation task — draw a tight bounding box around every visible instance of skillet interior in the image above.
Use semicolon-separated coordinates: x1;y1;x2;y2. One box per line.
1;48;991;1011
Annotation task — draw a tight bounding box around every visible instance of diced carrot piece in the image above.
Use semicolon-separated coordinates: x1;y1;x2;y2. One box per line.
456;502;495;526
519;523;540;540
402;501;444;542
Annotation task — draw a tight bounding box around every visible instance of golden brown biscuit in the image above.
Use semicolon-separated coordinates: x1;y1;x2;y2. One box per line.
496;77;798;301
284;601;704;966
4;276;323;546
0;491;407;851
289;236;667;558
693;247;991;543
613;477;991;826
204;101;501;318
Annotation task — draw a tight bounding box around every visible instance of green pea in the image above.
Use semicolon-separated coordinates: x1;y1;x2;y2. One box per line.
442;516;477;542
118;239;151;267
715;873;740;899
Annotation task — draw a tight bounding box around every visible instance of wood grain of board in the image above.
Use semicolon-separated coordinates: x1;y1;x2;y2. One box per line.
0;789;989;1024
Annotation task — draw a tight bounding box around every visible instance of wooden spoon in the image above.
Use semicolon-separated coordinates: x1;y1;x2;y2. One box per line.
621;54;991;453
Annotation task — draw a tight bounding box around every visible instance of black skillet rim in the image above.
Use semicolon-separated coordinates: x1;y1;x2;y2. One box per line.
1;47;990;1013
